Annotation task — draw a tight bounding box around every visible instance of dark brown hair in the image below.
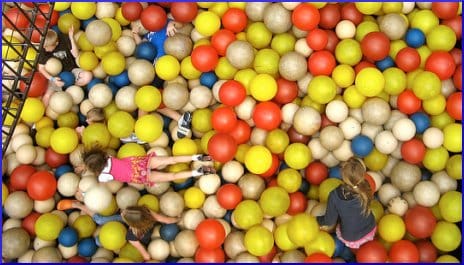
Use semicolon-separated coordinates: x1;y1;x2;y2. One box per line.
340;157;373;216
121;206;156;238
81;146;108;176
86;108;105;123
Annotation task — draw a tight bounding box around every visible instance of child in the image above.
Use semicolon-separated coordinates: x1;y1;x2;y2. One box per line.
56;201;177;261
316;157;376;249
74;146;215;186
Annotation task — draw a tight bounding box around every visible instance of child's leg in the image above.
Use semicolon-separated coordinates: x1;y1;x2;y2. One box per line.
149;155;194;169
92;213;123;225
157;108;181;121
148;170;193;183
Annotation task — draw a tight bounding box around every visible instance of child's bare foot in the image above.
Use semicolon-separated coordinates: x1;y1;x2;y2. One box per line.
57;199;79;211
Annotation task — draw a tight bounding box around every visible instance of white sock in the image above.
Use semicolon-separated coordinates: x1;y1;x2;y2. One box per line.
191;168;203;177
191;154;202;161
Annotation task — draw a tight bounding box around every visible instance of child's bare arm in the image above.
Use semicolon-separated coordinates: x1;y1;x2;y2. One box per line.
38;64;64;87
150;210;179;223
128;240;151;261
132;26;143;44
68;25;79;59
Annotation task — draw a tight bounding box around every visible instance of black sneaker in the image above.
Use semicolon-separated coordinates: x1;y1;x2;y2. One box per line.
199;154;212;161
177;111;192;139
198;166;216;176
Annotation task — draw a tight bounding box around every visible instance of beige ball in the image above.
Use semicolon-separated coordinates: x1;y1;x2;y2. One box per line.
6;153;20;176
279;249;306;262
148;238;170;261
377;183;401;206
308;138;329;160
321;152;339;167
361;97;391;126
4;191;33;219
115;86;137;112
381;156;398;177
181;209;204;230
336;20;356;39
164;34;193;60
198;173;221;195
15;144;37;164
174;230;198;258
3;218;22;231
17;249;35;263
279;51;307;81
293;107;321;136
92;247;114;261
245;2;271;21
202;195;227;219
65;85;85;105
379;13;408;40
401;192;417;208
89;83;113;108
263;3;292;33
33;237;56;251
85;20;112;46
333;140;353;162
92;62;107;79
326;100;349;123
361;123;383;141
128;59;155;86
84;184;113;213
310;202;327;217
375;130;398;155
224;231;246;260
49;91;73;114
2;227;31;259
235;96;256;121
413;181;440;207
34;197;55;213
160;191;185;217
320;126;344;151
441;78;456;98
423;127;444;148
163;83;189;110
226;40;255;69
116;186;140;210
211;79;226;102
384;110;407;130
431;171;458;194
295;38;312;58
95;2;117;19
392;118;416;141
235;252;260;262
250;127;267;146
221;160;244;183
45;57;63;76
387;196;409;216
238;173;265;200
281;102;299;124
189;85;212;109
58;244;78;259
146;181;170;196
31;246;62;262
57;172;80;197
116;35;136;57
339;117;361;140
79;176;98;192
79;99;95;117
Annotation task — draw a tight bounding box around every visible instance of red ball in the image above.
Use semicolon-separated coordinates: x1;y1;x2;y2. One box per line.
222;8;247;33
195;219;226;249
258;245;277;262
305;253;332;263
45;147;69;168
216;184;242;210
453;65;462;90
431;2;459;20
324;29;340;53
218;80;246;106
140;5;167;32
38;4;59;26
3;8;30;30
212;106;238;133
395;47;421;72
287;126;310;144
259;154;279;179
389;240;420;263
252;101;282;131
121;2;143;21
305;161;328;185
195;247;225;262
443;16;462;40
401;138;426;164
319;3;341;29
321;113;337;128
449;48;462;65
292;3;320;31
191;45;219;72
207;133;237;163
20;71;48;97
22;211;40;236
354;61;376;74
67;256;88;263
364;173;376;194
341;3;363;25
306;28;329;51
356;240;388;262
229;120;251;145
211;29;236;57
397;90;421;115
308;50;336;76
360;32;390;61
31;17;47;43
170;2;198;23
10;164;37;191
275;78;298;104
404;206;437;239
425;51;456;80
287;191;308;215
415;240;438;262
26;170;57;201
446;92;461;120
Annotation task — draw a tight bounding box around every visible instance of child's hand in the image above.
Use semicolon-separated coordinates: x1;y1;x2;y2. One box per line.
75;126;85;135
131;25;140;35
142;253;151;261
166;21;177;37
53;77;64;87
68;25;75;37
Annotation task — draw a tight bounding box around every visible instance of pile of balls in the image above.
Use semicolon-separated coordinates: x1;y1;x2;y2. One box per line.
2;2;462;263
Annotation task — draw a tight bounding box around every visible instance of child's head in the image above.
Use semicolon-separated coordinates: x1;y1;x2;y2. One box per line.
341;157;373;215
72;68;93;86
81;147;108;175
86;108;105;124
121;206;156;235
44;30;59;52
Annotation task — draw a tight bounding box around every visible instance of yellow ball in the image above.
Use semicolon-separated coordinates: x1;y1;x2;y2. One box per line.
57;112;79;128
250;74;277;101
438;191;461;223
446;154;462;180
423;146;449;172
436;255;460;263
209;2;229;17
410;10;439;35
82;123;111;149
35;127;54;148
192;108;213;133
244;145;272;174
108;111;135;138
343;85;367;108
2;36;23;60
364;148;388;171
378;214;406;242
77;33;94;51
271;33;296;56
266;128;289;154
24;47;38;70
35;213;64;241
119;242;143;262
335;39;363;66
99;221;127;251
50;127;78;154
304;230;335;257
246;22;272;49
235;143;250;163
355;21;379;42
383;67;407;95
233;200;264;229
244;225;274;256
101;18;122;42
308;76;337;104
72;214;96;238
2;182;8;206
389;39;408;59
355;67;385;97
180;56;202;79
412;71;441;100
319;178;343;203
58;13;81;34
201;131;216;154
172;138;198;156
155;55;180;81
78;51;99;71
370;200;384;223
135;85;162;112
99;196;118;216
287;213;319;247
259;187;290;217
21;98;45;123
382;2;403;13
443;123;461;153
115;7;131;26
184;187;205;209
134;114;163;143
284;143;312;170
431;221;461;252
355;2;383;15
94;41;117;59
274;222;298;251
101;51;125;76
138;194;159;212
427;25;457;52
423;95;446;116
194;11;221;37
431;112;455;129
254;48;280;75
417;45;432;68
71;2;96;20
234;69;257;94
228;2;246;9
117;143;146;159
308;184;319;200
35;116;54;130
54;2;71;11
215;57;238;80
277;168;302;193
332;64;355;88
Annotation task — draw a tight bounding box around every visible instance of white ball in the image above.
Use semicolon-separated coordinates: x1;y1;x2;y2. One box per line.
361;97;391;126
381;156;399;177
95;2;117;19
402;192;417;208
57;172;80;197
198;173;221;195
202;195;226;219
250;127;268;146
431;171;458;194
221;161;244;183
181;209;204;230
79;99;95;116
332;140;353;162
115;86;137;112
45;57;63;76
15;144;37;164
116;186;140;210
361;123;383;141
441;78;456;98
3;218;22;231
413;181;440;207
235;96;256;121
281;102;299;124
32;146;45;166
423;127;444;148
366;171;384;192
335;20;356;39
308;138;329;160
378;183;401;206
349;108;364;123
375;130;398;154
320;126;344;151
148;238;170;261
211;80;226;102
339;117;361;140
392;118;416;141
11;133;33;152
189;86;212;109
116;35;136;57
387;196;409;216
79;176;98;192
65;85;85;105
49;91;74;114
384;110;408;130
320;152;339;168
89;83;113;108
34;197;55;213
58;244;78;259
281;2;300;10
402;2;416;13
294;38;312;57
390;142;403;160
92;62;107;79
325;100;348;123
84;184;113;213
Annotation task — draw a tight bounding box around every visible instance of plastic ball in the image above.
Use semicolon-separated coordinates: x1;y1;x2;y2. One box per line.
106;111;134;139
404;206;437;239
101;51;125;76
401;138;426;164
233;200;264;229
2;227;31;260
21;97;45;123
355;67;385;97
211;106;237;133
211;29;236;57
438;191;461;223
335;39;362;66
442;123;461;153
222;7;247;33
389;240;420;262
191;45;218;72
425;51;456;80
195;11;221;37
446;92;462;120
82;123;111;149
134;114;163;143
226;40;255;69
58;227;79;247
140;5;166;32
244;225;274;256
246;22;272;49
361;31;390;61
19;72;48;97
10;164;36;191
307;50;336;76
415;240;438;262
218;80;246;107
286;213;319;246
45;147;69;168
436;254;460;263
27;171;57;201
356;240;388;262
307;76;337;104
351;134;374;157
84;20;111;46
413;180;441;207
304;230;335;257
121;2;142;21
155;55;180;81
171;2;197;23
4;191;33;219
70;2;96;20
49;127;78;155
431;221;461;252
158;223;179;242
127;59;155;86
184;187;205;209
244;145;272;174
253;101;282;131
207;133;237;163
78;238;97;257
35;213;64;241
195;219;225;250
57;13;81;34
249;74;277;102
216;184;242;210
195;247;225;262
292;3;320;31
426;25;457;52
378;214;406;242
259;187;290;217
423;146;449;172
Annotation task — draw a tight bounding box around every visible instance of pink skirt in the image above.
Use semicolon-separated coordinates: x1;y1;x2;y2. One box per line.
336;225;377;249
127;152;156;186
